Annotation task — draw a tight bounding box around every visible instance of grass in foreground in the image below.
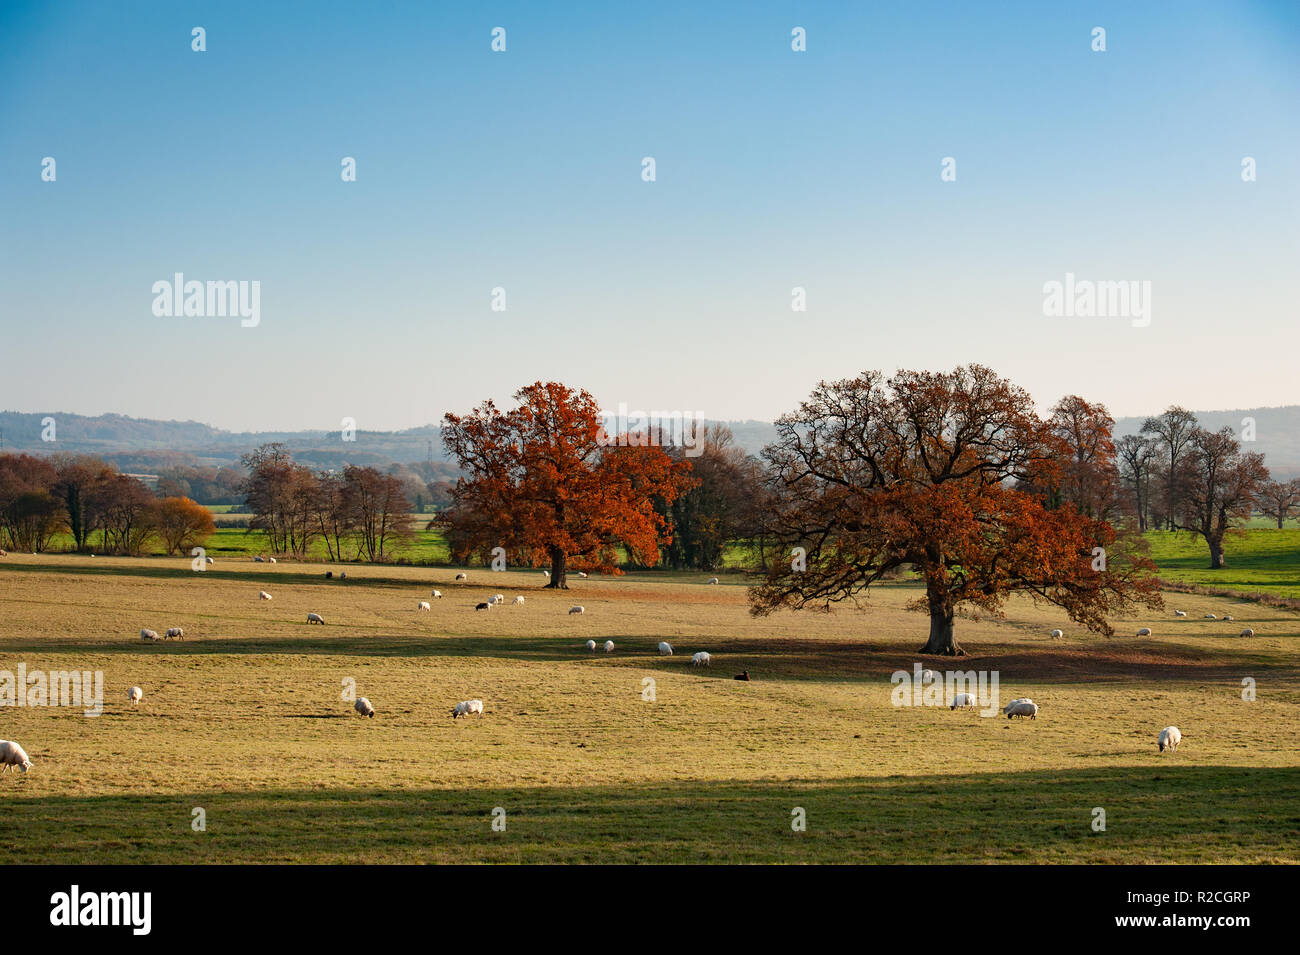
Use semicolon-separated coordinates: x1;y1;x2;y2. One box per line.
1;553;1297;863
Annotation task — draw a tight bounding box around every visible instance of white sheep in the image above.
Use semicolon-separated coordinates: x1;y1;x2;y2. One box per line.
354;697;374;718
1173;610;1186;617
707;577;719;585
0;740;32;774
1239;628;1255;637
604;640;614;653
513;595;525;605
254;556;264;563
1136;627;1152;637
417;601;431;611
658;641;673;656
306;612;325;624
586;639;597;652
164;627;184;640
1050;629;1063;639
1224;615;1234;621
205;556;214;565
578;572;589;578
920;668;935;683
1158;726;1181;752
455;573;468;581
1003;698;1038;720
431;589;442;599
269;557;277;564
569;606;585;615
950;693;976;710
542;570;550;578
1205;613;1216;620
692;651;711;667
128;686;143;706
451;699;484;719
140;628;160;642
259;591;273;601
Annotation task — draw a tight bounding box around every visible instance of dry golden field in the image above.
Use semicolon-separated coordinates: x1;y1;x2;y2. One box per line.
1;553;1297;863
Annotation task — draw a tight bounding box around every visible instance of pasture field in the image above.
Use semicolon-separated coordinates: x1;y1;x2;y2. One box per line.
1;553;1298;864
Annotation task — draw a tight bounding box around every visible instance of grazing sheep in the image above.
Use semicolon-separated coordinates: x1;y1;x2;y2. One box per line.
164;627;184;640
692;651;711;667
1003;698;1038;720
920;668;935;683
205;556;214;565
1158;726;1181;752
475;602;491;611
1240;628;1255;637
569;606;585;615
734;670;750;681
307;612;325;624
513;595;525;605
431;589;442;599
1136;627;1152;637
578;571;589;578
658;641;673;656
494;594;504;604
253;556;264;563
0;740;32;774
707;577;719;585
455;573;468;581
354;697;374;719
128;686;143;706
1224;615;1234;621
1205;613;1216;620
326;571;333;579
951;693;977;710
1174;610;1187;617
1050;629;1063;639
0;550;7;557
604;640;614;652
340;572;347;579
586;639;597;652
140;628;160;642
543;570;550;577
451;699;484;719
269;557;277;564
259;591;273;601
417;601;431;611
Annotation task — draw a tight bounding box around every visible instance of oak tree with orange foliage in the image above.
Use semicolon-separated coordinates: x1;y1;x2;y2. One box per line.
749;365;1162;655
442;382;690;588
150;496;216;555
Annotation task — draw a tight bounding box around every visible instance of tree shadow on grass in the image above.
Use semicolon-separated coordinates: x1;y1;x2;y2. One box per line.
0;632;1294;686
2;765;1296;864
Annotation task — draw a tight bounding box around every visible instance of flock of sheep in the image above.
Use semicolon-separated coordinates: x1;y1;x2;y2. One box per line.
3;558;1249;779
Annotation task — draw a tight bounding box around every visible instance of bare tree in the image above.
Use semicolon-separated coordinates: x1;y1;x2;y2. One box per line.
1258;477;1300;529
1175;427;1270;568
1141;406;1199;531
1115;434;1157;531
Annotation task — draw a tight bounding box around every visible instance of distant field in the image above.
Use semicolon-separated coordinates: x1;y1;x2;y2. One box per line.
1;553;1297;863
1145;529;1300;598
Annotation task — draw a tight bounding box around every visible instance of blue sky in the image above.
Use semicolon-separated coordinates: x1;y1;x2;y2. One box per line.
1;0;1297;432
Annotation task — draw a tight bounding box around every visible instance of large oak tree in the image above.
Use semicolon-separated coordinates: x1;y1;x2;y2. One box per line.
442;381;689;587
749;365;1162;655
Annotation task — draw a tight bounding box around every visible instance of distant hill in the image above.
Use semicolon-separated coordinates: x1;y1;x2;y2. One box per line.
2;407;1298;478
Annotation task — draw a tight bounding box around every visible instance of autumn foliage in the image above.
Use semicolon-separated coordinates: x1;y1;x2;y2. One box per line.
441;382;690;587
749;365;1163;655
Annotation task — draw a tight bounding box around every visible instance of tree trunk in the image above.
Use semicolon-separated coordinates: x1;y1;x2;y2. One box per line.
545;548;568;589
1208;537;1225;570
918;577;963;655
